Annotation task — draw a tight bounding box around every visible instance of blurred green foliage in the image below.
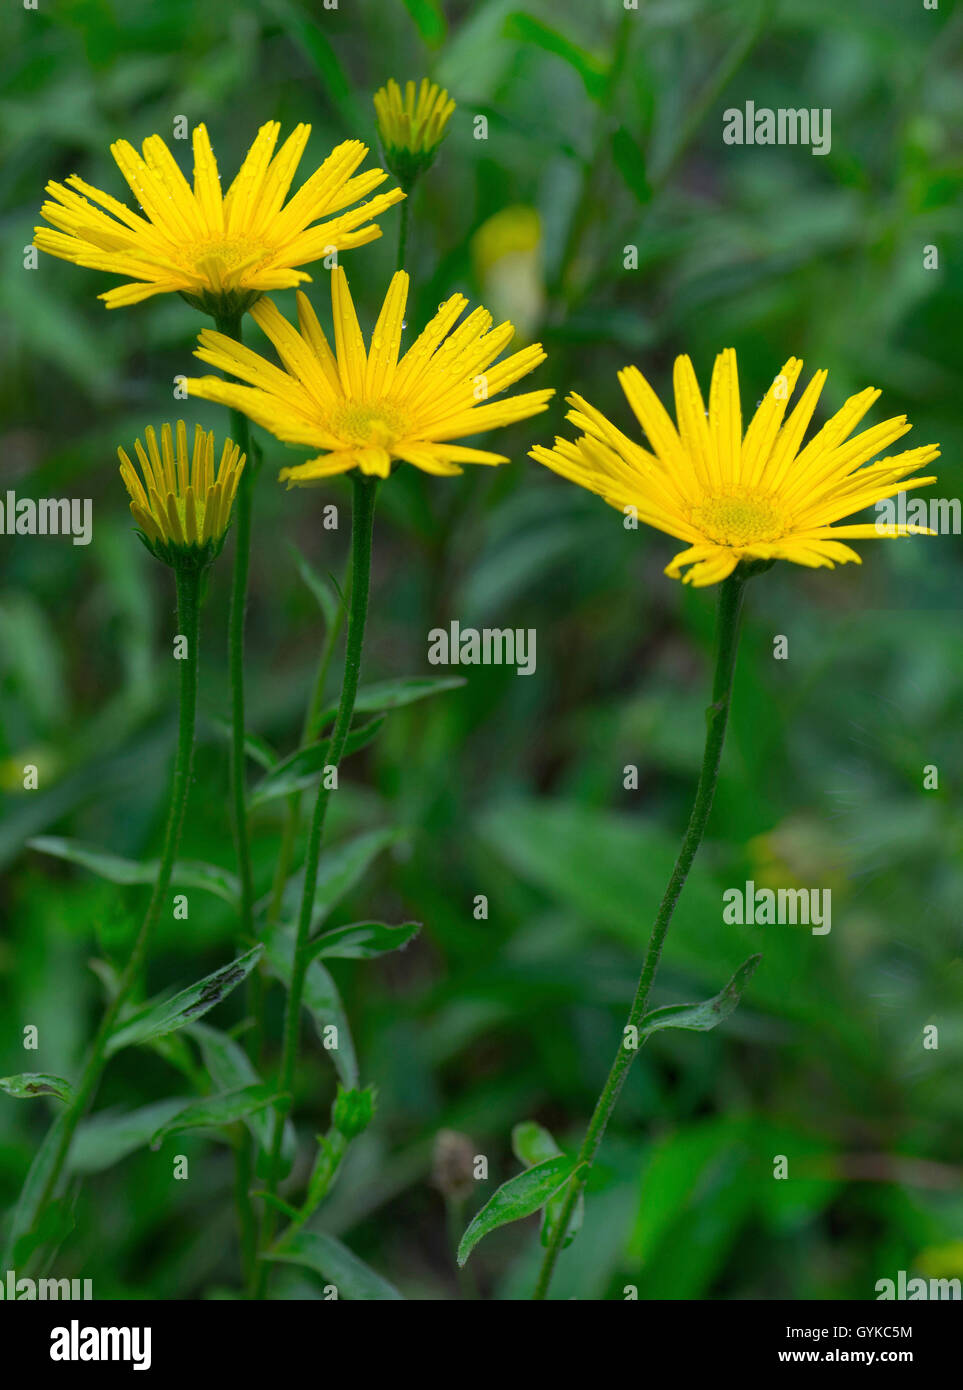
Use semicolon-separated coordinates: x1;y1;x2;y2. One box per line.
1;0;961;1299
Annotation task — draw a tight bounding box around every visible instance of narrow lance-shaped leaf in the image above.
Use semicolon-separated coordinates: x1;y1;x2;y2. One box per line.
457;1154;582;1267
150;1085;280;1149
274;826;402;930
308;920;421;962
265;927;358;1087
637;954;762;1041
312;675;465;734
250;717;384;807
512;1121;584;1251
288;539;342;628
68;1099;192;1175
1;1074;75;1104
265;1230;404;1300
106;945;263;1057
189;1022;296;1179
208;719;279;770
28;836;240;906
3;1112;69;1267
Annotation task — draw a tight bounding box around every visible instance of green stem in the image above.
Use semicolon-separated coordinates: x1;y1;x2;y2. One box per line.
215;312;257;956
396;196;410;273
255;473;379;1296
266;561;352;929
215;311;262;1298
531;573;747;1300
15;563;203;1243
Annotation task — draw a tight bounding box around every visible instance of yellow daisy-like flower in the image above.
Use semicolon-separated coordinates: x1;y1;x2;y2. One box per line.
185;266;553;484
119;422;245;567
35;123;404;316
531;351;940;586
374;79;455;186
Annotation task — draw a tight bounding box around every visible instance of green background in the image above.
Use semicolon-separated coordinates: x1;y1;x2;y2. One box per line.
1;0;961;1299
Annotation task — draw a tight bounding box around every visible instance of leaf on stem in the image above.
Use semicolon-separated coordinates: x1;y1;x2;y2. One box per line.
512;1121;584;1251
189;1022;296;1178
105;945;264;1057
265;1230;405;1300
274;826;403;930
149;1085;280;1149
0;1073;75;1104
249;717;385;807
3;1111;70;1266
264;928;359;1088
28;836;241;906
312;675;465;734
287;540;342;628
208;719;279;770
68;1099;193;1174
457;1153;582;1266
307;919;422;961
637;954;762;1041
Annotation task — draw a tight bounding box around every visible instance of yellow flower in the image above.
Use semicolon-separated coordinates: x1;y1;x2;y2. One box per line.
185;266;553;483
531;351;940;586
118;422;245;567
374;79;455;186
35;123;405;316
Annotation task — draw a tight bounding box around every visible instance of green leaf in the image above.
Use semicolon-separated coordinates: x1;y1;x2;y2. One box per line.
266;1231;404;1300
457;1154;580;1266
638;955;762;1040
287;540;341;628
28;836;240;906
401;0;446;46
209;719;279;770
3;1112;69;1266
511;1122;583;1252
308;920;422;961
265;929;358;1087
69;1100;192;1175
611;126;652;205
189;1023;296;1178
105;945;263;1057
478;799;814;1028
249;717;385;807
275;826;401;930
511;1120;560;1167
313;676;465;733
503;12;607;102
150;1085;279;1148
1;1073;74;1104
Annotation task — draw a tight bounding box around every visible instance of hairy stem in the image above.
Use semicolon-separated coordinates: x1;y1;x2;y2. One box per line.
266;562;351;930
12;563;203;1254
532;573;747;1299
255;474;378;1296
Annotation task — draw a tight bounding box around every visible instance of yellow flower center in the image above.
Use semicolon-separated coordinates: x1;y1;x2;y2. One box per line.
331;400;409;448
188;237;270;289
690;492;785;547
